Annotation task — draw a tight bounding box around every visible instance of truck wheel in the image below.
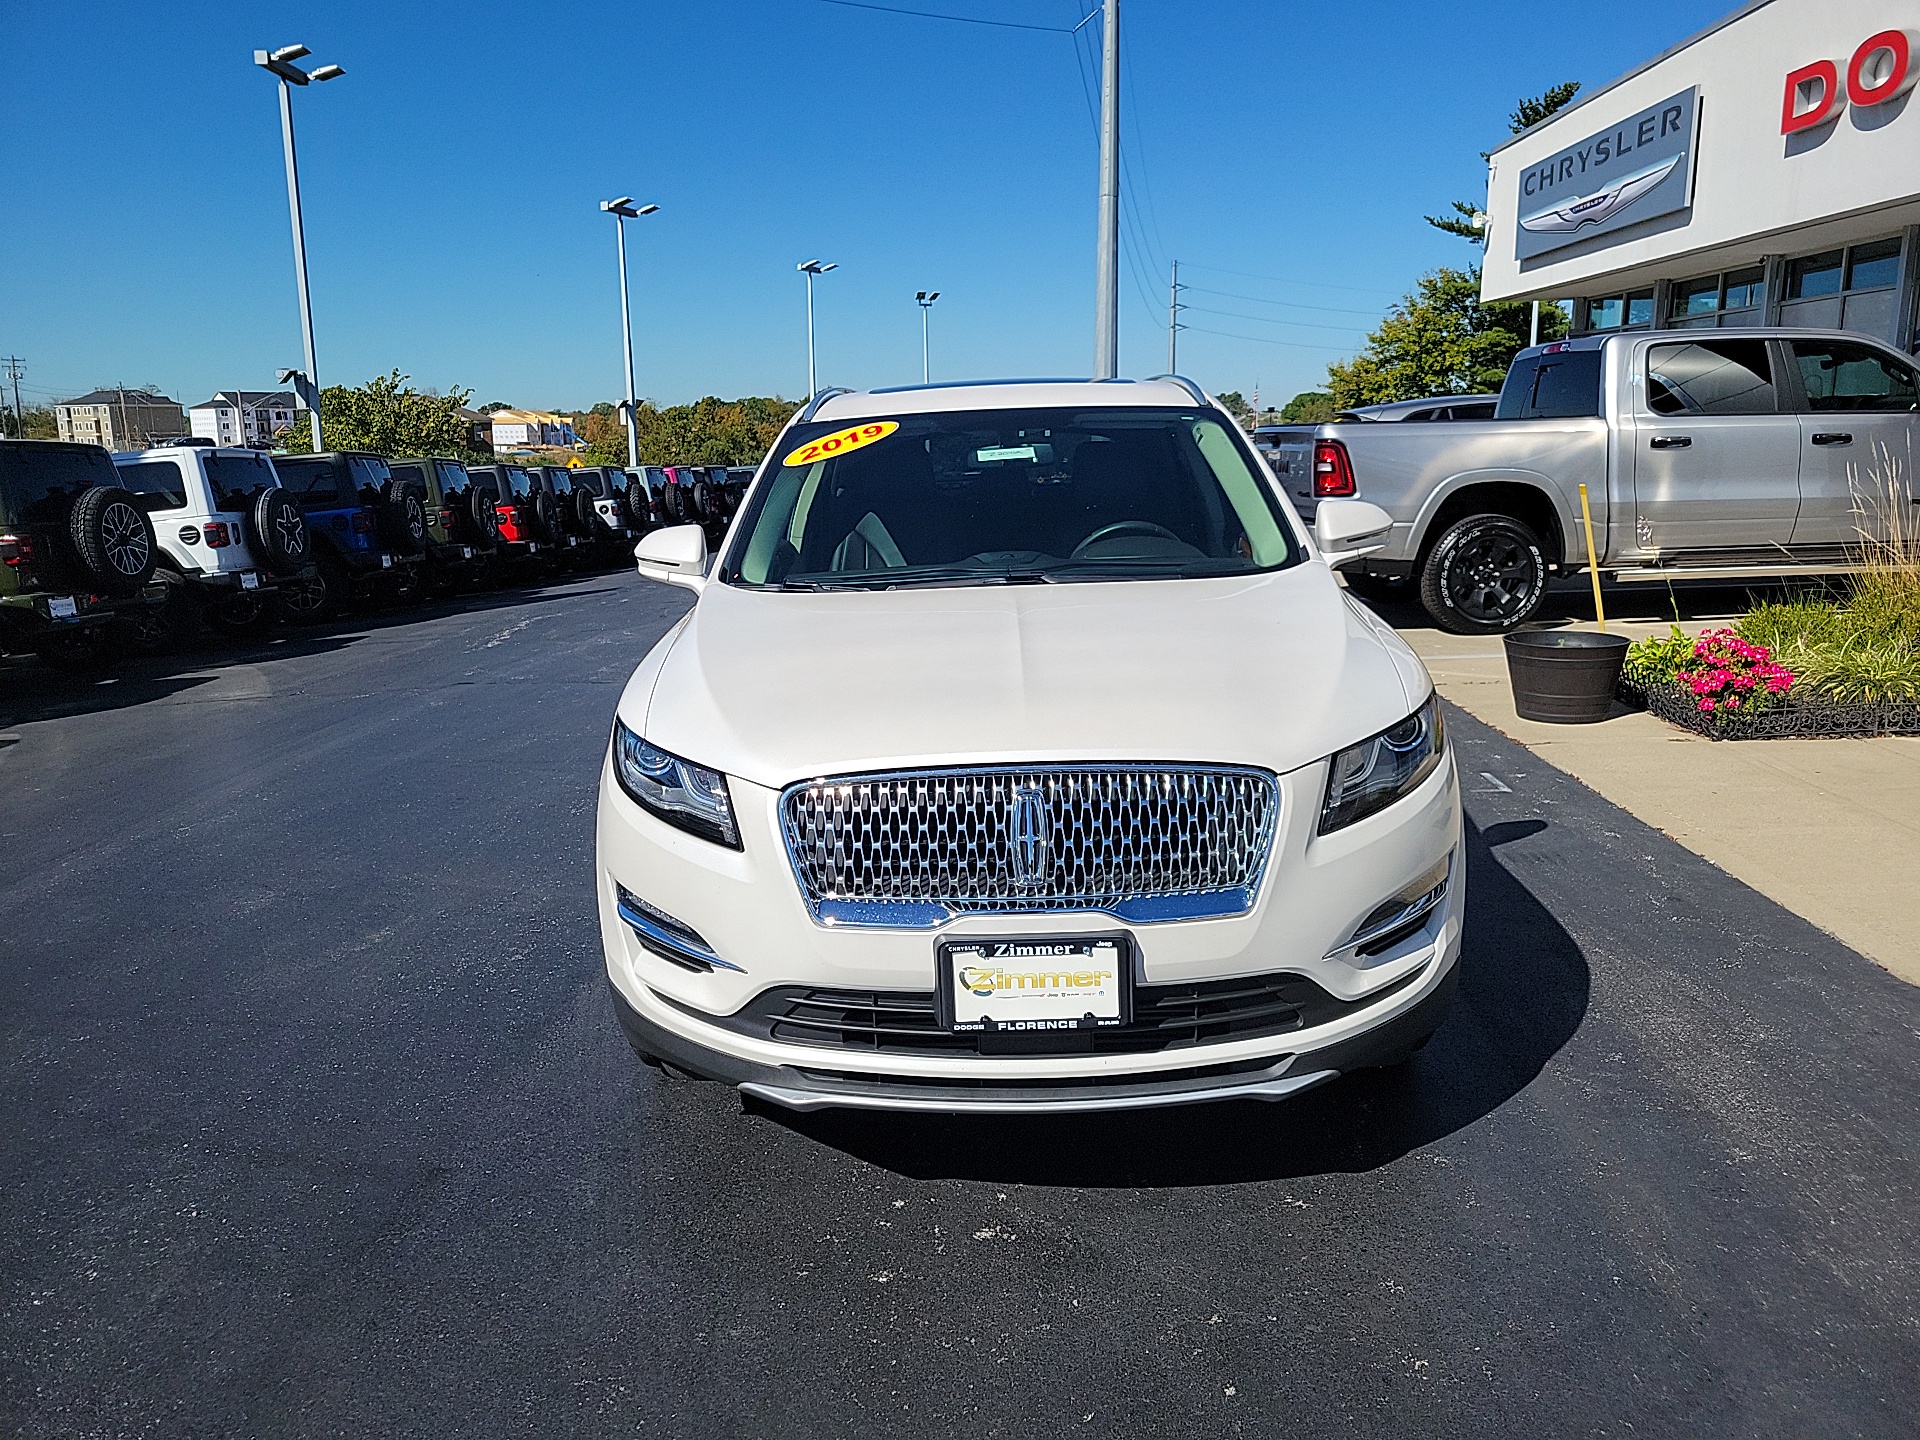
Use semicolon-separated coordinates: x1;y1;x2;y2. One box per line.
70;486;157;592
1418;514;1547;635
279;554;345;624
379;481;428;554
250;488;311;572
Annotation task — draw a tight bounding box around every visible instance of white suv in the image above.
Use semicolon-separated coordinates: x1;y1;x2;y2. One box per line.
596;379;1464;1114
114;443;311;633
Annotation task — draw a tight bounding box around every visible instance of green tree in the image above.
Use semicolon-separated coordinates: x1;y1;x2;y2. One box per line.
278;370;488;460
1325;267;1567;408
1426;82;1582;241
1213;390;1256;426
1279;392;1336;424
1;405;58;439
579;395;801;467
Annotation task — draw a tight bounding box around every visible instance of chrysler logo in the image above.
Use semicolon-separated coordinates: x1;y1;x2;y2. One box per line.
1519;154;1680;236
1010;786;1050;890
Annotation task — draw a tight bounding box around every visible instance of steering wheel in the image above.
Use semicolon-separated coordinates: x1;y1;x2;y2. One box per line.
1072;520;1183;556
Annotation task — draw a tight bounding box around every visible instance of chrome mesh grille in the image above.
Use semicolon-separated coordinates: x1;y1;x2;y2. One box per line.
781;765;1278;918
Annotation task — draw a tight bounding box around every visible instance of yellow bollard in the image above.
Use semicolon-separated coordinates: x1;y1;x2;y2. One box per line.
1578;482;1606;633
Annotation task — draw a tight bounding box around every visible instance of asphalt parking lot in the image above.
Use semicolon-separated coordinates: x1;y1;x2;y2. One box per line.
5;572;1919;1439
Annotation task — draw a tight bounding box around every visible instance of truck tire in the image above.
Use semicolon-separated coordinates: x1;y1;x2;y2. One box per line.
279;553;346;624
529;489;560;542
379;481;428;554
1418;513;1547;635
574;487;599;532
623;479;652;531
249;487;311;572
69;486;156;592
468;487;502;544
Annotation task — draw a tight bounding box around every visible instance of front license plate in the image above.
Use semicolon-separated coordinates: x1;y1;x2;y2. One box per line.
240;571;260;590
48;596;78;620
939;937;1130;1033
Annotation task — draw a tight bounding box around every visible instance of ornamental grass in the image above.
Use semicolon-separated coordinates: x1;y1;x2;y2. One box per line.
1625;447;1920;719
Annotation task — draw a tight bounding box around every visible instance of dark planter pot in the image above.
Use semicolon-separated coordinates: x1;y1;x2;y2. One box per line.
1504;630;1630;724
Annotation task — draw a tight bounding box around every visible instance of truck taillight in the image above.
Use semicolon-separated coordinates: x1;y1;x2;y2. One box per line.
204;521;232;547
352;512;375;533
439;507;456;527
0;533;32;566
1313;440;1356;498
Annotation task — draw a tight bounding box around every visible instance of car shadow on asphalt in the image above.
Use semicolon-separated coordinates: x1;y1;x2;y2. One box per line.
752;815;1590;1187
0;577;624;728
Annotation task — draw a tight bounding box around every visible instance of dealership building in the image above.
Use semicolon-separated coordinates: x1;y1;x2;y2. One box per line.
1481;0;1920;353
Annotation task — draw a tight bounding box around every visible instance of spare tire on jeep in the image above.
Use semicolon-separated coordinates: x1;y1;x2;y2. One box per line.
467;487;502;544
69;485;156;592
528;488;559;542
249;487;310;572
624;478;652;531
378;479;427;553
574;486;599;532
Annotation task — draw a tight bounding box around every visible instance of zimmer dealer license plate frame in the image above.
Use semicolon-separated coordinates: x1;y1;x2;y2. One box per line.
936;935;1133;1035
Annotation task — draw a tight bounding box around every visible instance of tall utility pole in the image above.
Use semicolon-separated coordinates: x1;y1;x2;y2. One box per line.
601;198;659;468
1167;260;1184;373
2;358;24;437
254;45;344;452
1092;0;1121;379
798;260;837;399
916;291;940;384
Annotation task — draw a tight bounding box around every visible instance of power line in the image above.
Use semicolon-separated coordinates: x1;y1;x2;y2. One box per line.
1180;303;1371;336
1179;261;1399;297
1181;323;1355;352
1182;284;1385;318
813;0;1093;32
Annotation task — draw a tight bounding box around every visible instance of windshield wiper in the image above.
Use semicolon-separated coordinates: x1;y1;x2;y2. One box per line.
775;567;1057;591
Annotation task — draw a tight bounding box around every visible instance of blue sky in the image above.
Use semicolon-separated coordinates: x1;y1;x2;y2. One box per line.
5;0;1732;414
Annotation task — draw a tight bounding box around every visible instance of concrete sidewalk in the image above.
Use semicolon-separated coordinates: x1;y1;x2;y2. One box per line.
1371;582;1920;985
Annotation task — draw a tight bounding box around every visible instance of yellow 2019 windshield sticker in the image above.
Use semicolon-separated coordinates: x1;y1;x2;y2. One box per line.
782;420;898;468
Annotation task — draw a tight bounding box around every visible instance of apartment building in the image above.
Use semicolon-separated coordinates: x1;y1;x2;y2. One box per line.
188;391;300;447
54;389;187;451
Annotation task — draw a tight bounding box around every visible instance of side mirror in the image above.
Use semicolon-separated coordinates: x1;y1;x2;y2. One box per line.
1313;499;1395;569
635;523;709;593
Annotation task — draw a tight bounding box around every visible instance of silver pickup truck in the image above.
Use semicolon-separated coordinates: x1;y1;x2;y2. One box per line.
1264;329;1920;633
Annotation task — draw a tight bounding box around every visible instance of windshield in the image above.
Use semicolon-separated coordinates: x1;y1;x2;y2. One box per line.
721;407;1301;589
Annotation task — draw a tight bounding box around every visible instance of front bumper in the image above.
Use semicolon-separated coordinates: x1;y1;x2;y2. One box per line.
596;744;1465;1113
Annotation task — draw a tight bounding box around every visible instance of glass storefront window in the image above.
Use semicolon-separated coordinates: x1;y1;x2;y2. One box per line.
1847;239;1902;292
1789;251;1845;299
1626;292;1655;327
1722;267;1765;311
1588;297;1624;330
1674;275;1721;316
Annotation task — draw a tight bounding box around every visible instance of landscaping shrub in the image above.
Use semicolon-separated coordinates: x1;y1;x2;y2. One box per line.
1621;625;1697;688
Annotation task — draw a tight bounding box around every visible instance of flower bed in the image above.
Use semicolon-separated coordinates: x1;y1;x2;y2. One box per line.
1617;562;1920;740
1621;675;1920;740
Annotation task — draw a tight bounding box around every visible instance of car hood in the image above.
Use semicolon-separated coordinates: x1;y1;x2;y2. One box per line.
631;565;1426;788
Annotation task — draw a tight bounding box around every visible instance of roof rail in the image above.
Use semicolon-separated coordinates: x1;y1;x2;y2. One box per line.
799;387;854;422
1144;374;1210;406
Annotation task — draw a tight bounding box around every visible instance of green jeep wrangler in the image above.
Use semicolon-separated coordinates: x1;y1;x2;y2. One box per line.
1;439;168;664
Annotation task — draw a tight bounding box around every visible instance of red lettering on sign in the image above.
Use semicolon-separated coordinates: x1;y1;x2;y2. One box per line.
1847;30;1915;107
1782;59;1842;134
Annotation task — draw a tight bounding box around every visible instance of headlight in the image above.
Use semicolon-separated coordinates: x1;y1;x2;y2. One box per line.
1319;695;1445;834
611;719;740;848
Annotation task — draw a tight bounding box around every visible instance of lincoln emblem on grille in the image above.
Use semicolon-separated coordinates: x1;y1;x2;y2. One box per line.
1010;786;1050;889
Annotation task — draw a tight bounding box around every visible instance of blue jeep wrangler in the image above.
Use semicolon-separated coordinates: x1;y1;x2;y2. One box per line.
270;451;426;620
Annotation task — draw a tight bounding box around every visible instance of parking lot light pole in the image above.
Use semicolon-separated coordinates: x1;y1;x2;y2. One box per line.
254;44;343;453
916;292;940;384
601;198;659;469
798;260;837;400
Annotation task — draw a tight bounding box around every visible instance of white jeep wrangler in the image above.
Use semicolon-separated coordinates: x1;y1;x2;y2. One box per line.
113;442;313;636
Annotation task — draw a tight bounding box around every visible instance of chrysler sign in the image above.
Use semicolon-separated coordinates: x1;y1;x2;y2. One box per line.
1513;88;1699;261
